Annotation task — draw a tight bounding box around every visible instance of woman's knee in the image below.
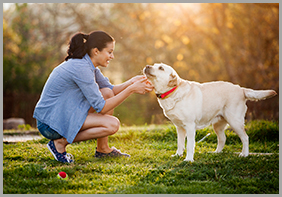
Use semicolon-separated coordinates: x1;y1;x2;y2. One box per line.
100;88;114;99
107;116;120;135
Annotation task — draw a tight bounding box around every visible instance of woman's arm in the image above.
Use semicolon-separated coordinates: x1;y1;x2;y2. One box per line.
100;78;153;114
112;75;147;95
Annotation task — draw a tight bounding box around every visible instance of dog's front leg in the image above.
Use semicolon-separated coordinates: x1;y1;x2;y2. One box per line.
184;124;196;162
171;126;186;157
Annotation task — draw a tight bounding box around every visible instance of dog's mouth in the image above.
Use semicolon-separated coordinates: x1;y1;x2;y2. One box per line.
143;66;156;78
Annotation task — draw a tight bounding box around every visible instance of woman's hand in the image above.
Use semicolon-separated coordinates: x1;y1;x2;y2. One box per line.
100;76;154;114
129;75;147;84
131;77;154;94
113;75;153;96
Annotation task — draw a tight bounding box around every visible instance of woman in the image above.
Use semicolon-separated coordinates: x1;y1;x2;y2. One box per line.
33;31;153;163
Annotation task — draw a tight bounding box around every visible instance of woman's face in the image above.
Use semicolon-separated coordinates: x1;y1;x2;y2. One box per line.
91;42;115;67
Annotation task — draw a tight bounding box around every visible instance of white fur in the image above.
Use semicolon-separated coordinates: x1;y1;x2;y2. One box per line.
144;63;277;162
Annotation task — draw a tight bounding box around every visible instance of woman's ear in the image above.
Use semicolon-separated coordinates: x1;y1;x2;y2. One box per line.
168;73;178;87
91;48;100;56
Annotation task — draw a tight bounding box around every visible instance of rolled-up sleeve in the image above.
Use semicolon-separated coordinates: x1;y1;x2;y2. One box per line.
95;68;114;90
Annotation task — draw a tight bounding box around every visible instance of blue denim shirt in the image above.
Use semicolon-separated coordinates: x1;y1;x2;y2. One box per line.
33;54;114;143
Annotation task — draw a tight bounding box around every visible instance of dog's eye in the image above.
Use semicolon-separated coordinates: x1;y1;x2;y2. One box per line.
158;66;164;71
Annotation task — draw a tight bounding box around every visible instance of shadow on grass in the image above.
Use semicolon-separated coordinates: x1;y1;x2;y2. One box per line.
115;152;279;194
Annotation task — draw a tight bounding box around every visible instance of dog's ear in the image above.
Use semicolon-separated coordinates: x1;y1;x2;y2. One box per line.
168;73;178;87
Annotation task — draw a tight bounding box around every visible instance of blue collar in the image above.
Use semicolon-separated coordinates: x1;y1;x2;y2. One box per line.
83;53;96;71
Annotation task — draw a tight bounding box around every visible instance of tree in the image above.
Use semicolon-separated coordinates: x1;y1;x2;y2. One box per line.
3;3;278;125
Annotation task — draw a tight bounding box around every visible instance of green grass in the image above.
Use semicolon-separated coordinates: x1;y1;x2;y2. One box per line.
3;120;279;194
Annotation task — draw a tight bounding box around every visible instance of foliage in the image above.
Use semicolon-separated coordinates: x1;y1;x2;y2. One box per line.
3;4;62;94
3;3;279;125
3;121;279;194
17;124;31;131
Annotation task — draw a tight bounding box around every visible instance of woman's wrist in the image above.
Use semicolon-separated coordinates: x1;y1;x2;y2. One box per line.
127;83;136;94
128;79;134;86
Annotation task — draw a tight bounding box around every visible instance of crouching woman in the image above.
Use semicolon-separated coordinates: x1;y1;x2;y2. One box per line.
33;31;153;163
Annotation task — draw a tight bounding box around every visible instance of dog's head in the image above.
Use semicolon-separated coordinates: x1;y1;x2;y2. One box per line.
143;63;180;94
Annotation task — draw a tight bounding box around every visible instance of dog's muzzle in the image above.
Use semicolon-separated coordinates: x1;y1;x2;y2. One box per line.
144;65;155;77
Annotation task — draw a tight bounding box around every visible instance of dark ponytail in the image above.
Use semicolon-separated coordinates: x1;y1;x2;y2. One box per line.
65;33;89;61
65;31;115;61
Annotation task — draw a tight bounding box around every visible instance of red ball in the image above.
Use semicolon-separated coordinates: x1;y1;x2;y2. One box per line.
57;171;68;180
58;171;67;178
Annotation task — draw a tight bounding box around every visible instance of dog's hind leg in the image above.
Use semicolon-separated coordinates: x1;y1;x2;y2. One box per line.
213;118;228;153
224;102;249;157
172;125;186;157
230;121;249;157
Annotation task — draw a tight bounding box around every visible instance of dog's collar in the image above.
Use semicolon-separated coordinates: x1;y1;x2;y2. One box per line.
156;86;178;99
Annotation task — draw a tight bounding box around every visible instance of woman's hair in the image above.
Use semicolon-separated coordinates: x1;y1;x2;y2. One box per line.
65;30;115;61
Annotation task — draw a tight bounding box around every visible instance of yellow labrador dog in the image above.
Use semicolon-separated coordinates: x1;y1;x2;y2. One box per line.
143;63;276;162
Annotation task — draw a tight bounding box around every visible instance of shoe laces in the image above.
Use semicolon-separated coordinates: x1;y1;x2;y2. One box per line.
111;146;130;157
112;146;121;153
65;153;74;163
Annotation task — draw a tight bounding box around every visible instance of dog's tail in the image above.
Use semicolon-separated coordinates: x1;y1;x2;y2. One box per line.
243;88;277;101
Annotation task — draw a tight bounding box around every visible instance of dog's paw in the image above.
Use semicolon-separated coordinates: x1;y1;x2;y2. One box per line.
239;152;248;157
171;153;183;157
184;158;194;162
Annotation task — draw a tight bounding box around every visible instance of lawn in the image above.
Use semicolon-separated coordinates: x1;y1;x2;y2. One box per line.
3;120;279;194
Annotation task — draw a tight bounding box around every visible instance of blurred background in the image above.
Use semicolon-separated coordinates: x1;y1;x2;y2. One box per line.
3;3;279;127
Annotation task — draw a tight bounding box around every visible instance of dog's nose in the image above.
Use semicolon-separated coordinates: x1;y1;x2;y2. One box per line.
144;65;151;74
146;65;151;68
145;65;151;71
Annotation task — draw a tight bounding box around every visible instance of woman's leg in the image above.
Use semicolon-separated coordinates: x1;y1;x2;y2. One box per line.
96;88;116;153
74;113;120;142
53;88;118;154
